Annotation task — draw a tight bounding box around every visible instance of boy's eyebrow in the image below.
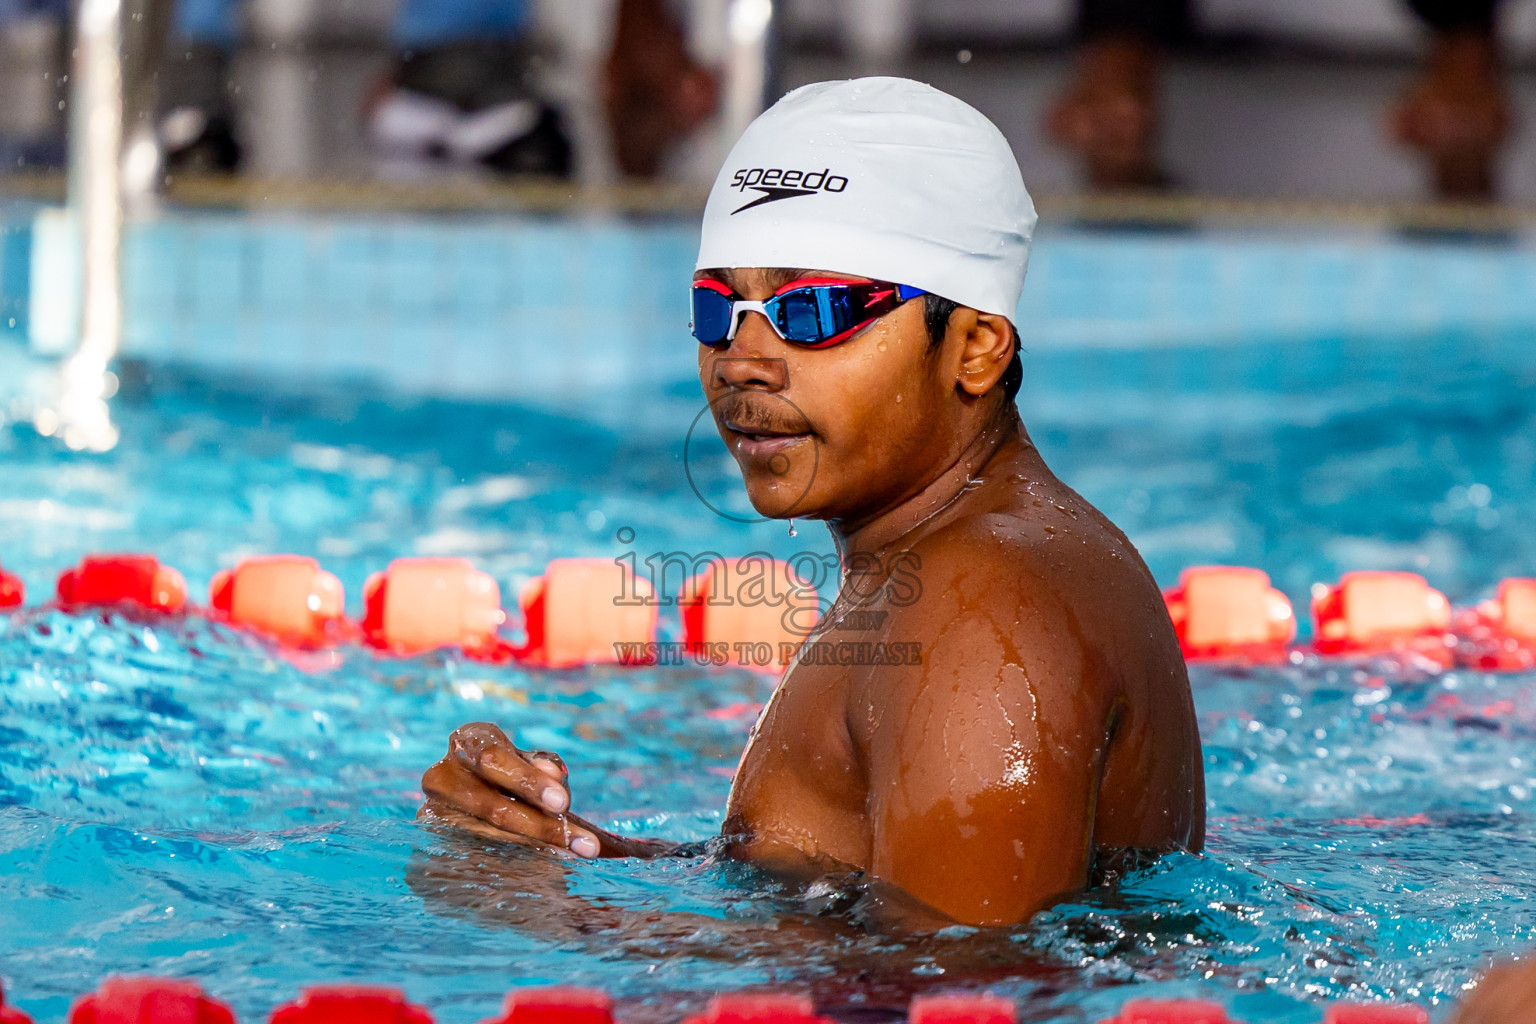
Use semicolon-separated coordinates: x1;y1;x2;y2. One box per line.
696;268;813;293
762;268;813;291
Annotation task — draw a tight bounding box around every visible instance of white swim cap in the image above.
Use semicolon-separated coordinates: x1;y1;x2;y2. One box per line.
696;77;1037;319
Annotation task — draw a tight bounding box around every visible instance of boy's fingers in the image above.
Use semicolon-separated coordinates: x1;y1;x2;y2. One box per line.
525;750;569;785
448;721;516;760
449;726;570;813
421;761;599;857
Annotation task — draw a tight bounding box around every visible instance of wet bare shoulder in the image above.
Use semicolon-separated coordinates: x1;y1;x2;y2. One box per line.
898;489;1176;685
890;513;1093;689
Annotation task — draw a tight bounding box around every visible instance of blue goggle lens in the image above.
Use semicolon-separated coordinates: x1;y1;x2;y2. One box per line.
690;287;735;348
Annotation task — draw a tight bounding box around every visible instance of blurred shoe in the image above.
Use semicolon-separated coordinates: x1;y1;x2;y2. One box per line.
159;106;242;174
367;40;572;179
368;89;571;177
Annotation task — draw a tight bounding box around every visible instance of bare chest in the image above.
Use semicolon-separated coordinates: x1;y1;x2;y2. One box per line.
723;655;873;874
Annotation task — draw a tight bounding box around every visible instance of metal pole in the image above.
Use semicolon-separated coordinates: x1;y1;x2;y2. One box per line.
56;0;125;452
721;0;775;151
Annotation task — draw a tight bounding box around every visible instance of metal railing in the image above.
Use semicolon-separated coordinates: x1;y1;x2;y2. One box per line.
33;0;128;451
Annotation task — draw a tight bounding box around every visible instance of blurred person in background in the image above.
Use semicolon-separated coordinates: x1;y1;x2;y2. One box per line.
0;0;69;168
605;0;718;178
367;0;716;179
156;0;241;172
160;0;714;179
1047;0;1513;200
162;0;574;176
363;0;574;178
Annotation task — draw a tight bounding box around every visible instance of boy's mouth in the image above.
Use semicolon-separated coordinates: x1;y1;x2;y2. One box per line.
731;431;810;460
719;411;814;462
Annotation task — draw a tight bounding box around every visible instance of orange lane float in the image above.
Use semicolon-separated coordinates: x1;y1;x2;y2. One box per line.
210;556;346;648
680;557;820;668
0;564;22;610
269;987;432;1024
1454;577;1536;671
1311;571;1453;665
1163;566;1296;661
518;557;657;668
56;554;188;614
69;978;234;1024
16;547;1536;676
362;557;508;658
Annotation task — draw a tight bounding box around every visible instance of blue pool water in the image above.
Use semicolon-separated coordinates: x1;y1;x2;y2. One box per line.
3;236;1536;1023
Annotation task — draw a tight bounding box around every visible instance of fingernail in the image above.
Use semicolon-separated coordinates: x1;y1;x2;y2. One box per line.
540;786;568;813
571;835;599;858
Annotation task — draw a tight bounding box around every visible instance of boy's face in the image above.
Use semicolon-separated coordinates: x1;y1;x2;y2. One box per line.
696;267;961;526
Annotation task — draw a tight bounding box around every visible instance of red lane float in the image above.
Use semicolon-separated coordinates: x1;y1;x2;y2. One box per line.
21;547;1536;676
910;995;1016;1024
363;557;507;657
56;554;188;614
68;978;234;1024
1163;566;1295;661
1323;1006;1428;1023
269;987;433;1024
1454;577;1536;671
210;556;346;648
0;981;34;1024
1312;571;1453;664
1096;1001;1232;1024
680;995;835;1024
3;977;1442;1024
480;988;612;1024
0;564;22;610
519;557;657;668
681;557;820;667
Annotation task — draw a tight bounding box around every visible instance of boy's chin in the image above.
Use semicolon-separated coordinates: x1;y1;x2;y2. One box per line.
741;482;822;521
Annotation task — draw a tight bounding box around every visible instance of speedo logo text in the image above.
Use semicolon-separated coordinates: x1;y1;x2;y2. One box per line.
730;167;849;213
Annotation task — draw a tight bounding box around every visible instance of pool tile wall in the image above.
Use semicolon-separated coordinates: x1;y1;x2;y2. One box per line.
5;211;1536;407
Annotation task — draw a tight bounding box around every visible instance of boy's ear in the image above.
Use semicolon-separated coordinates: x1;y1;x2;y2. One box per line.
946;307;1016;397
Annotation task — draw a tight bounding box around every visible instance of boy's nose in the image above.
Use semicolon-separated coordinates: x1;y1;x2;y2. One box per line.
727;307;782;353
711;354;789;392
709;324;790;391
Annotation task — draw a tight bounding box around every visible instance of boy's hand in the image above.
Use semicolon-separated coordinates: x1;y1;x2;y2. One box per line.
420;722;602;858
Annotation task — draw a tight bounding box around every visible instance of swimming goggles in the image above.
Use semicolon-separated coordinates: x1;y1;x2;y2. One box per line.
691;277;927;349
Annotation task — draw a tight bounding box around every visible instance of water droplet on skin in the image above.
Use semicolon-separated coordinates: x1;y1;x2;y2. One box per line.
877;341;887;351
895;394;902;403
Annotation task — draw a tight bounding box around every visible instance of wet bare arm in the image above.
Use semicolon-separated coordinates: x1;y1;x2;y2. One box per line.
1455;958;1536;1024
861;532;1108;926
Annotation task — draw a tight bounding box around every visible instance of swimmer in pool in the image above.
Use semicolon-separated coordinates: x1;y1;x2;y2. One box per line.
420;77;1204;928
